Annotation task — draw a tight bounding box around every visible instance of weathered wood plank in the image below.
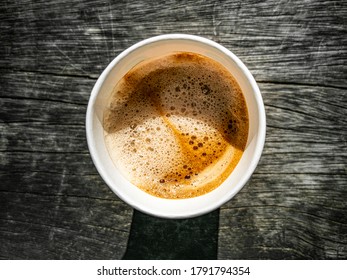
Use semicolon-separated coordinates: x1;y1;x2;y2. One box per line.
0;0;346;87
0;71;94;105
0;72;132;259
0;151;133;259
0;152;97;176
0;171;114;199
219;81;347;259
0;191;131;259
218;174;347;259
260;83;347;130
0;123;87;153
0;62;134;258
0;98;86;124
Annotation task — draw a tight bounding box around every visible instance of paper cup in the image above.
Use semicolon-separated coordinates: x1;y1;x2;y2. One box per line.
86;34;266;219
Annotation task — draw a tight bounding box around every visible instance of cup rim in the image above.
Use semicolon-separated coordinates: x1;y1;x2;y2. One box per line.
86;34;266;219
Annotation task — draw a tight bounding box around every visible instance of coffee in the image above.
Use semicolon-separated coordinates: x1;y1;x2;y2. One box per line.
103;52;249;199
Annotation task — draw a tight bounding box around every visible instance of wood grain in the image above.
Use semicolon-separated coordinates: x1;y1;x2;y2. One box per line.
218;174;347;259
0;191;131;259
0;68;132;259
1;0;346;87
1;0;346;259
219;83;347;259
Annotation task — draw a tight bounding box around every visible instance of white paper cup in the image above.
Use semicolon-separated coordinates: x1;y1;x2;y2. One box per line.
86;34;266;219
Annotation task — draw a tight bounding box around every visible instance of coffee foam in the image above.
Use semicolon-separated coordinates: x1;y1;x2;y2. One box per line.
104;52;249;199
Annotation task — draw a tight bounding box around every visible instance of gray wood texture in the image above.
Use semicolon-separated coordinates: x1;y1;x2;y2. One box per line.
219;83;347;259
1;0;346;259
0;70;133;259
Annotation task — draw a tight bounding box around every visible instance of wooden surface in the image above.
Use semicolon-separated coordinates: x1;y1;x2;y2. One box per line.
1;0;346;259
